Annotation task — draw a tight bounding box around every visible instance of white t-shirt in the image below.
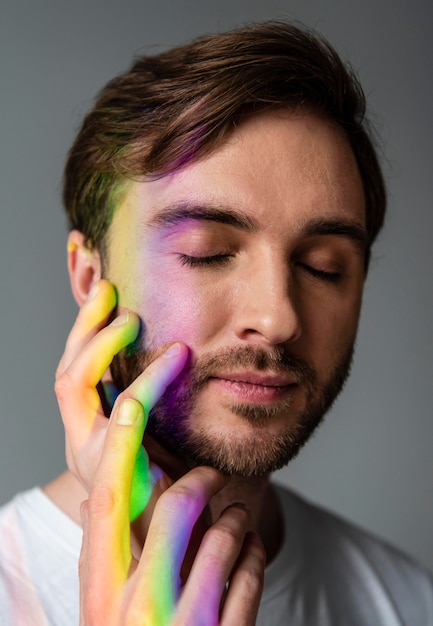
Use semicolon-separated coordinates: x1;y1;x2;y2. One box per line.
0;488;81;625
0;484;432;625
258;483;433;625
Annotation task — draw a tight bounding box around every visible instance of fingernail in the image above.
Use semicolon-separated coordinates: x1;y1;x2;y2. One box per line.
111;312;130;326
116;398;140;425
163;342;182;358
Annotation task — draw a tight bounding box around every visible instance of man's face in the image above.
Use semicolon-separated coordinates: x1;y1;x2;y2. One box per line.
105;111;366;476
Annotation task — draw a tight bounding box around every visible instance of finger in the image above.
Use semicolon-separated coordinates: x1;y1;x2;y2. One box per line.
111;342;190;520
55;312;140;444
131;467;228;624
81;485;125;623
114;341;189;416
85;398;146;598
174;504;251;624
60;312;140;402
56;279;117;377
220;531;265;626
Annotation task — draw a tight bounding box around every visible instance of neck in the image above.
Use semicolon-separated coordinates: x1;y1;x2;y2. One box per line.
207;473;284;565
44;459;284;566
43;470;88;526
144;434;285;563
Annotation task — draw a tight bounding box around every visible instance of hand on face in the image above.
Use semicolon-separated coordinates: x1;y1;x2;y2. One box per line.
56;279;265;624
55;279;188;518
79;404;265;625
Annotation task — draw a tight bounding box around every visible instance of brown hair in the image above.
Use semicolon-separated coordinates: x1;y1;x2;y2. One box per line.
63;21;386;269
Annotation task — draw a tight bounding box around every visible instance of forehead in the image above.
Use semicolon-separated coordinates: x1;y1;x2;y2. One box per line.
112;110;365;236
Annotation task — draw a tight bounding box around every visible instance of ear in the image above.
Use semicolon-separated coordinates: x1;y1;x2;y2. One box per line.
67;230;102;306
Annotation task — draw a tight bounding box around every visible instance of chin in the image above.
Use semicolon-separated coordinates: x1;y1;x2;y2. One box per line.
146;405;325;478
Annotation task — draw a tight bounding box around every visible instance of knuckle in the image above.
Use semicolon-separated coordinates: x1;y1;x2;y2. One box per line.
88;485;116;519
237;534;266;593
200;506;251;556
239;561;265;596
54;369;74;401
206;523;242;554
156;483;201;516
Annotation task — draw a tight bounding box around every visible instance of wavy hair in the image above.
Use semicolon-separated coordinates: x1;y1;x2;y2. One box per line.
63;21;386;269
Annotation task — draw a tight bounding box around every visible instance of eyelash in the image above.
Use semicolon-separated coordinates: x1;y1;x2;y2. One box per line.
178;254;233;268
297;263;342;284
178;255;342;283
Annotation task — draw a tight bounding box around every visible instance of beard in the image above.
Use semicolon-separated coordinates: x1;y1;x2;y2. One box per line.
110;338;354;477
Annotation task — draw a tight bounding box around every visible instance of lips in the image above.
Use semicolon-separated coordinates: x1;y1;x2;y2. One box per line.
208;371;297;404
210;371;297;387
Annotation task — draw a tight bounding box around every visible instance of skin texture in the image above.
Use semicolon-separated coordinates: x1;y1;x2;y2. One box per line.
106;110;366;476
51;110;367;624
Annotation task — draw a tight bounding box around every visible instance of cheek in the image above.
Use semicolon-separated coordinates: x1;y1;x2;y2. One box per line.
302;290;362;368
137;272;228;349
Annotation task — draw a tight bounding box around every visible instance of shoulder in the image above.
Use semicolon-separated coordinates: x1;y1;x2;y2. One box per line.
0;488;81;625
272;483;433;623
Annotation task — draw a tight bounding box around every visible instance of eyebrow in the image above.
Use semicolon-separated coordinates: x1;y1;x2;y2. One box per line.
146;201;367;252
301;218;368;254
146;202;260;232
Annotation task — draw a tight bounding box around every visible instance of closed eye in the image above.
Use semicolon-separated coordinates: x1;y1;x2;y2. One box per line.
178;253;233;268
297;263;342;283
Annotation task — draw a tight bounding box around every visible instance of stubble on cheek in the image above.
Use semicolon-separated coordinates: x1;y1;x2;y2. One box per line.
111;341;315;438
108;308;356;477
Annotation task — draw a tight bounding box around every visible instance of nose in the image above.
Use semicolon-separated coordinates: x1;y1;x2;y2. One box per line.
232;253;302;347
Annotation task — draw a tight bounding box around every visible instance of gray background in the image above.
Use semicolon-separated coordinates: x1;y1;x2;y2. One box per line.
1;0;432;571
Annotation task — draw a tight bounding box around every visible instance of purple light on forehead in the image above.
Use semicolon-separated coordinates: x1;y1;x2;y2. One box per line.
163;123;210;174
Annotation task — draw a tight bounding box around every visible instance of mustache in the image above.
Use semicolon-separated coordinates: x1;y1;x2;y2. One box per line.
186;345;316;389
122;342;317;398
